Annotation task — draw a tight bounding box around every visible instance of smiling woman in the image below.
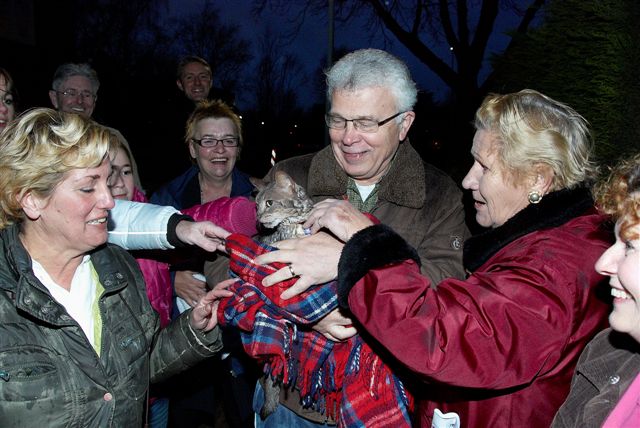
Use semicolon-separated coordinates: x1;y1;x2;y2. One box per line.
0;108;229;427
552;154;640;427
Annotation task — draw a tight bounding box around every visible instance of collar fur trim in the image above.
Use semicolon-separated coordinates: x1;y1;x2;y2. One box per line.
306;140;426;208
463;187;595;272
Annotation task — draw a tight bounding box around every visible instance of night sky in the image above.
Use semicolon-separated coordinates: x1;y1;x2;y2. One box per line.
169;0;521;110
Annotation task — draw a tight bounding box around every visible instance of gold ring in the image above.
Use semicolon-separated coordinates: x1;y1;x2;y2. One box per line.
288;265;297;277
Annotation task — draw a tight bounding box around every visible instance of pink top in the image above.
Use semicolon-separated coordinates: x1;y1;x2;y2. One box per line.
603;371;640;428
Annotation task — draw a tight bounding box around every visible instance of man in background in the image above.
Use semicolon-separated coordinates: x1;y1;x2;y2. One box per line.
176;55;213;104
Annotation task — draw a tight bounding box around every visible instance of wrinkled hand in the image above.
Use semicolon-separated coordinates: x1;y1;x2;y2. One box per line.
175;270;207;307
175;220;230;253
303;199;373;242
189;278;236;332
312;308;357;342
254;231;344;300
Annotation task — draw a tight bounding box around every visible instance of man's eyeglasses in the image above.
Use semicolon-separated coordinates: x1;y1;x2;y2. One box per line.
325;111;406;133
191;137;239;148
56;89;96;101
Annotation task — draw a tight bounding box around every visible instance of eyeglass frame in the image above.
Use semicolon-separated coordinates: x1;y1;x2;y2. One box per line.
324;111;407;133
55;88;97;101
190;136;240;148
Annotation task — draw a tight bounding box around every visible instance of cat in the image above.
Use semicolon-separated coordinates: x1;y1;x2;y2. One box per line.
252;170;314;418
254;170;314;245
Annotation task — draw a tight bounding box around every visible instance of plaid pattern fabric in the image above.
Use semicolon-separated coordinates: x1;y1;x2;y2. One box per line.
345;178;379;214
218;233;413;427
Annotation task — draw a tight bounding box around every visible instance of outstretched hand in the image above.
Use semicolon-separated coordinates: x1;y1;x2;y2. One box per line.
189;278;236;332
254;231;344;300
303;199;373;242
175;220;230;253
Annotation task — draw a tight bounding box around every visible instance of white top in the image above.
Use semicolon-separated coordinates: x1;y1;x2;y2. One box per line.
108;199;178;250
356;183;376;201
32;255;98;348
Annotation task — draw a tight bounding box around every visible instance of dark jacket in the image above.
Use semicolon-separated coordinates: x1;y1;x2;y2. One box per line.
0;224;222;427
338;187;611;427
267;141;469;283
551;329;640;427
150;164;254;209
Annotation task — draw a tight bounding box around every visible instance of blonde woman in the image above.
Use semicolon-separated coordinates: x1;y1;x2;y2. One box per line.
0;109;232;427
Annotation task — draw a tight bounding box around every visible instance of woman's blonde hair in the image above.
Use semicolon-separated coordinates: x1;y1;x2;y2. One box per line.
595;154;640;241
0;108;116;229
475;89;597;190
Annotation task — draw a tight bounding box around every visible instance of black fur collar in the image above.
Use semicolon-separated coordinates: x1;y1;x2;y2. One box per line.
463;187;595;272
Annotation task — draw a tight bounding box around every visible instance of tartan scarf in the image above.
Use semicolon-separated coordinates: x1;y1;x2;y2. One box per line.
217;233;413;427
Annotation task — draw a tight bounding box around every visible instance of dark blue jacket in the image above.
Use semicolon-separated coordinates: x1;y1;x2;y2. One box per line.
150;165;254;210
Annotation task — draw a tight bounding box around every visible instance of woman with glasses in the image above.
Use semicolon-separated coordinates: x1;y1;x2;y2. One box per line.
151;99;255;311
150;99;257;428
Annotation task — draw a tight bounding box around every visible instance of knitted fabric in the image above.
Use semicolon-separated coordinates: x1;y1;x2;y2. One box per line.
345;178;379;214
217;233;413;427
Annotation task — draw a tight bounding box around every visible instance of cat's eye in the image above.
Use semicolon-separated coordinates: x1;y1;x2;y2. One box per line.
265;200;273;207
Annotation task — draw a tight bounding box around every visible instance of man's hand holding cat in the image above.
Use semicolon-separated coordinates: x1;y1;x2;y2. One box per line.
254;232;343;299
303;199;374;242
312;308;357;342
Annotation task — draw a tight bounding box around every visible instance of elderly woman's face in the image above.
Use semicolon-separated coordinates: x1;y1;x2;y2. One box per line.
596;219;640;342
26;158;114;255
462;130;530;228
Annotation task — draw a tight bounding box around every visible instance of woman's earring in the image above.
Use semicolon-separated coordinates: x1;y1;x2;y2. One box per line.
528;190;542;204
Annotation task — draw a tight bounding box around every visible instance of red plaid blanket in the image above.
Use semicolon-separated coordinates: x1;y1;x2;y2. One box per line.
217;233;413;427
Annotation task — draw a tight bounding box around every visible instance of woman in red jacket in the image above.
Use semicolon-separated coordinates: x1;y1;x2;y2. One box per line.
253;90;612;427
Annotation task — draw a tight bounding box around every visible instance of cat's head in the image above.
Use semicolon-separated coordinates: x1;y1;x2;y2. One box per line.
255;171;314;229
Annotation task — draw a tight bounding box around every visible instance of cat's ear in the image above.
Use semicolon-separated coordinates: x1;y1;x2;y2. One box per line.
274;170;295;190
250;176;267;191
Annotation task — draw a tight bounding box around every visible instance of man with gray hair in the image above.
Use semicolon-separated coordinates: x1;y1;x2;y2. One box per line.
48;63;99;119
47;62;144;192
209;48;470;427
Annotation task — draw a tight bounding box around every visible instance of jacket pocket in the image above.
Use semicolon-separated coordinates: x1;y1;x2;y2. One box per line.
0;346;60;402
109;310;154;400
0;345;83;427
